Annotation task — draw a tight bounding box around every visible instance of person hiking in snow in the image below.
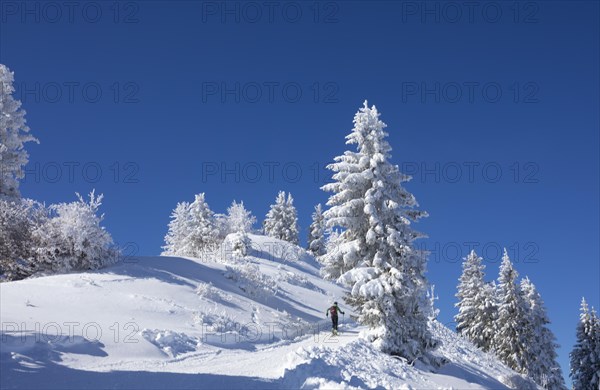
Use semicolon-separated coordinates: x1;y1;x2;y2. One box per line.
326;301;345;335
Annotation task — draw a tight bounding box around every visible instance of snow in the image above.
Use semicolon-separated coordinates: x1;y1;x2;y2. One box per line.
1;234;539;389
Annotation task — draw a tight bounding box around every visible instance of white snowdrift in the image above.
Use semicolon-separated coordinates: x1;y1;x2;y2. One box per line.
1;234;538;389
280;321;540;389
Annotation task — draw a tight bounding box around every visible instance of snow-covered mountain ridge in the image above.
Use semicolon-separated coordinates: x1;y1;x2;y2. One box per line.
0;234;539;389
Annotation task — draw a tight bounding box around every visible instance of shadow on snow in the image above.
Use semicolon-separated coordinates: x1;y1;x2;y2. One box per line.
0;332;276;390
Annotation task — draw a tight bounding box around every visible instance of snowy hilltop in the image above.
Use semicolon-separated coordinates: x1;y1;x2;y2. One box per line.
1;234;540;389
4;62;592;388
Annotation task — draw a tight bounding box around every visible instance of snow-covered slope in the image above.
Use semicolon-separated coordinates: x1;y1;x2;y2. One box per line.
1;235;538;389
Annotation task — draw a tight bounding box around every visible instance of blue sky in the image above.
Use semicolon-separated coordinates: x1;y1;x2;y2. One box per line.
2;0;598;383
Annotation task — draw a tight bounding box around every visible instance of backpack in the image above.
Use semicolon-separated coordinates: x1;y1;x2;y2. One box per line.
329;306;338;316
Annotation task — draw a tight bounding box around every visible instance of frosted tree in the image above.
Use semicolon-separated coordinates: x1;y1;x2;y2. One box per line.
0;198;32;279
0;64;38;198
307;203;326;257
320;104;373;280
264;191;284;240
0;198;46;280
570;298;600;390
478;281;499;352
219;200;255;259
213;213;228;241
593;309;600;388
455;250;485;342
263;191;299;244
181;193;220;258
455;250;497;351
263;191;285;239
326;101;436;361
0;64;40;280
34;191;118;272
222;231;251;260
319;228;340;266
225;200;256;234
493;249;528;372
283;193;299;245
520;277;567;389
594;310;600;387
162;201;192;256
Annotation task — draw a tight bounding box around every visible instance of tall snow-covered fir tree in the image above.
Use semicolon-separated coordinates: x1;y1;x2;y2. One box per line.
162;201;192;256
493;249;529;372
454;250;497;352
520;277;567;389
570;298;600;390
307;203;326;257
0;64;38;198
320;102;377;280
324;101;436;361
263;191;299;245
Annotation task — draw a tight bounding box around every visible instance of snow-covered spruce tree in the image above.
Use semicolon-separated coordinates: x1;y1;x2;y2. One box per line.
181;193;220;259
455;250;497;352
593;309;600;387
225;200;256;234
580;302;600;389
479;280;499;351
283;193;299;244
34;190;118;273
570;298;600;389
493;249;529;372
307;203;326;257
324;101;436;361
0;64;38;198
263;191;299;244
520;277;567;389
221;201;256;260
320;105;374;280
162;201;192;256
263;191;286;239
